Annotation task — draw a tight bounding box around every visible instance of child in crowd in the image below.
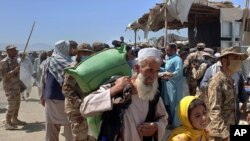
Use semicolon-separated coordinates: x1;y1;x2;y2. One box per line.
167;96;209;141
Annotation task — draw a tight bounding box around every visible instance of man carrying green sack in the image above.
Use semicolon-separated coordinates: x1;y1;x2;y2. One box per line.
62;43;96;141
64;43;134;139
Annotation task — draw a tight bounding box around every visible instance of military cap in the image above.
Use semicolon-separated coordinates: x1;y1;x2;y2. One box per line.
5;44;17;51
196;42;205;49
92;42;105;52
202;52;215;58
220;46;248;60
204;48;214;55
76;43;93;53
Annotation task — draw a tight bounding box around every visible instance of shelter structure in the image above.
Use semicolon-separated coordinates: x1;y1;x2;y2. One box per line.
127;0;250;49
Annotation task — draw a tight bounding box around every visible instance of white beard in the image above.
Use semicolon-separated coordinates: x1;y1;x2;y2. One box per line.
135;73;158;101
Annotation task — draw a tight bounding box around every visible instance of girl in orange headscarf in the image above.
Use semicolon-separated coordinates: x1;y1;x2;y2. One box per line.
167;96;209;141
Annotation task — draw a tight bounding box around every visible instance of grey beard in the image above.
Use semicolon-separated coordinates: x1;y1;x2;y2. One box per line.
135;73;158;101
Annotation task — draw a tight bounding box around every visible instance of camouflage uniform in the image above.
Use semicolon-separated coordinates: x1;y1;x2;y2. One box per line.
193;63;208;100
192;63;208;81
184;50;204;95
0;56;22;128
207;71;236;140
62;71;96;141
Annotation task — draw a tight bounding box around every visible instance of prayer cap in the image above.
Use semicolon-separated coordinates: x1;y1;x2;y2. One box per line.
137;48;161;60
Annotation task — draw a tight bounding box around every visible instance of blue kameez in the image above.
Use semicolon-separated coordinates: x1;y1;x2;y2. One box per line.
161;53;184;128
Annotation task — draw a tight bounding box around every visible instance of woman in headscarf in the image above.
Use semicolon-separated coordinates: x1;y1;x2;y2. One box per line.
167;96;209;141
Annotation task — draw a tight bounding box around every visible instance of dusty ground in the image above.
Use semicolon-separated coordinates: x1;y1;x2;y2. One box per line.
0;84;65;141
0;83;248;141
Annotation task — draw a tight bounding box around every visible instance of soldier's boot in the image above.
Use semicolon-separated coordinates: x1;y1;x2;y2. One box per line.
5;123;18;130
12;117;27;125
5;115;17;130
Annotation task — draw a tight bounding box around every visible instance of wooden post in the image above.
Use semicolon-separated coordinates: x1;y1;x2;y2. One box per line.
134;29;137;47
164;0;168;47
246;0;250;30
240;0;249;46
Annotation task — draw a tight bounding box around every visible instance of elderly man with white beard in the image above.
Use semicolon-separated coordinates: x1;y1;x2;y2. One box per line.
80;48;168;141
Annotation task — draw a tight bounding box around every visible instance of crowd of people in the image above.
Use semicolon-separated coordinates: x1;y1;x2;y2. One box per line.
0;38;250;141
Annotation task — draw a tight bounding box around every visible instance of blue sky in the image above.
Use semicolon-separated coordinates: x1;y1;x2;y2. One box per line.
0;0;245;50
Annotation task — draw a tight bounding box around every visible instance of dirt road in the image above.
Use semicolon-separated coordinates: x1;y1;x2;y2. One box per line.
0;85;65;141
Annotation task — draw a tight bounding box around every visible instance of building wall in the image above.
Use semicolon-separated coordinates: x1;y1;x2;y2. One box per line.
188;19;221;48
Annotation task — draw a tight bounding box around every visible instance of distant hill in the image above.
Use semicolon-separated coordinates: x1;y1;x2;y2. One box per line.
0;43;53;51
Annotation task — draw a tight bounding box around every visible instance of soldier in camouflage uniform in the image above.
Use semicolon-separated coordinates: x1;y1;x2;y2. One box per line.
207;47;248;141
183;42;205;95
193;52;215;101
62;43;96;141
0;45;26;130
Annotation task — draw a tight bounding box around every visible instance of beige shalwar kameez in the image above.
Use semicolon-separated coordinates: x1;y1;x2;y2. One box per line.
80;87;168;141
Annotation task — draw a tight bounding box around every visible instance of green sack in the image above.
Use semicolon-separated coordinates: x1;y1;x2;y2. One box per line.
64;45;132;93
87;114;102;138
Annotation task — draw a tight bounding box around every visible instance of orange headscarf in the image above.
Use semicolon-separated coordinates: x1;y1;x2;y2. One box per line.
167;96;208;141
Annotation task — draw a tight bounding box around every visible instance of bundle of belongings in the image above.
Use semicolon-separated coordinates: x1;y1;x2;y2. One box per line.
64;44;132;137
